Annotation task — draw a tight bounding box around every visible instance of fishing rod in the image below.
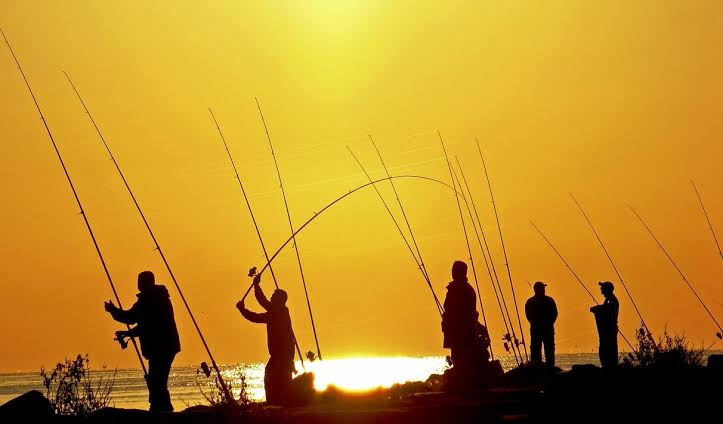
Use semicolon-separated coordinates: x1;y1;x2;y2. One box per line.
255;97;319;363
454;157;521;362
241;175;460;301
530;220;636;351
628;205;723;340
369;136;435;288
691;181;722;260
63;72;230;400
455;157;521;364
530;221;596;301
570;194;653;342
0;28;148;377
438;133;490;353
449;163;502;361
208;109;308;366
476;140;529;361
347;145;443;315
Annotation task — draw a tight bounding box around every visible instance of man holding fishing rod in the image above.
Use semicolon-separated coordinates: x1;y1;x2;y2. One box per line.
237;274;296;404
104;271;181;412
590;281;619;368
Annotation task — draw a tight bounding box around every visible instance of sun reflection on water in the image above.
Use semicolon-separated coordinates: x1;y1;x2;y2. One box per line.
305;356;448;392
220;356;449;401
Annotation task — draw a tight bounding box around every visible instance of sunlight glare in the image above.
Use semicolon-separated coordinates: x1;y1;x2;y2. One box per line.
305;356;447;392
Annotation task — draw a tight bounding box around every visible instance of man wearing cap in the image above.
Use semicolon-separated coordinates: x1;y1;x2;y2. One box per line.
237;274;296;404
104;271;181;412
590;281;619;368
525;281;558;366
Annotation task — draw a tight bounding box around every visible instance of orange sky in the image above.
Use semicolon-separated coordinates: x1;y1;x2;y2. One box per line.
1;1;721;372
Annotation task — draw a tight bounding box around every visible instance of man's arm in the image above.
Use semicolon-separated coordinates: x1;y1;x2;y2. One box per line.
105;300;139;325
236;300;269;323
551;299;558;323
253;276;272;311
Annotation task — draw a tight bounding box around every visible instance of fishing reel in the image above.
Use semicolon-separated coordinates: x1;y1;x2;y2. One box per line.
248;267;257;277
305;351;317;362
717;332;722;340
114;331;130;350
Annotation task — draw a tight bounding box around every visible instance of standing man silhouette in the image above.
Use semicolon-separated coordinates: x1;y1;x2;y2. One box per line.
237;274;296;404
525;281;558;366
442;260;479;372
104;271;180;412
590;281;619;368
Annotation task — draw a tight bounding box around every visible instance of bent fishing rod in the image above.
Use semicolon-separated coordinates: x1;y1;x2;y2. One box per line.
455;157;520;364
570;194;653;343
628;205;723;340
64;73;230;400
691;181;722;260
209;109;308;366
476;139;529;361
0;28;148;376
256;98;320;364
347;146;443;315
369;136;436;294
530;220;636;351
241;175;461;301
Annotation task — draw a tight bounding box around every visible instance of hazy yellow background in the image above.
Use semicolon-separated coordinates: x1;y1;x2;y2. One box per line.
1;1;721;372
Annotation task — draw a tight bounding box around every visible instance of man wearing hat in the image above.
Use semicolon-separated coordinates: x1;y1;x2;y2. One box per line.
525;281;558;366
590;281;619;368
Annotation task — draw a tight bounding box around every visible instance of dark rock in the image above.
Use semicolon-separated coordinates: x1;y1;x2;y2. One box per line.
0;390;54;423
288;372;315;406
707;354;723;369
442;360;504;393
502;362;561;387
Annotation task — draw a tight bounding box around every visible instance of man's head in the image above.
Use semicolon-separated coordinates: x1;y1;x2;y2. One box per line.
599;281;614;296
270;289;288;307
138;271;155;292
533;281;546;296
452;261;467;281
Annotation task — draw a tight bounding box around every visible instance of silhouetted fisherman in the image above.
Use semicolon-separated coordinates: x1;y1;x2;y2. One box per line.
590;281;619;368
104;271;180;412
442;260;480;371
237;275;296;404
525;281;558;366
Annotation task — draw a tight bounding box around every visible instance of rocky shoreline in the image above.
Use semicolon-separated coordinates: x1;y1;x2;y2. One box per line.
2;362;721;423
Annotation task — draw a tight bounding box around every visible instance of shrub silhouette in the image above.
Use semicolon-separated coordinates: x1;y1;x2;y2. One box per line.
196;363;252;407
623;326;705;368
39;354;116;416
